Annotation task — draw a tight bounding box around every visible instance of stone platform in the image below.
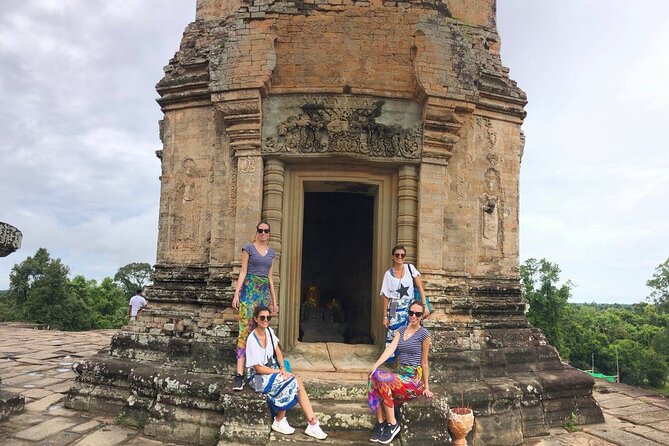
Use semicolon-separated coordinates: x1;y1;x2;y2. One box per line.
1;324;669;446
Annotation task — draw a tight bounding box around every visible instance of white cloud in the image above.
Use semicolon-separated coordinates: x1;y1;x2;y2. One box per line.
0;0;192;289
1;1;667;308
499;0;669;304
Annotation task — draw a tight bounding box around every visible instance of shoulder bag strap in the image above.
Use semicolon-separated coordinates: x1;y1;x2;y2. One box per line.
267;328;279;366
408;264;416;284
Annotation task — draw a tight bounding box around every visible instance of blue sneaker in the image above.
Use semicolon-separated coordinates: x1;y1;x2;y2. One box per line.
378;422;400;444
370;421;386;442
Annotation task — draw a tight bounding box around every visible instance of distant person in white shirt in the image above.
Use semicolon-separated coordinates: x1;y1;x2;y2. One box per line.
128;289;148;321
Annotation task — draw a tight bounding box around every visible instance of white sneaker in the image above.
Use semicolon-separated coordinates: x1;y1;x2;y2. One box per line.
271;417;295;435
305;421;327;440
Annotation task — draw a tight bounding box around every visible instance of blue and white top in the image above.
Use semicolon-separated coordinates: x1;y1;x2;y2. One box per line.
380;264;420;301
396;326;430;366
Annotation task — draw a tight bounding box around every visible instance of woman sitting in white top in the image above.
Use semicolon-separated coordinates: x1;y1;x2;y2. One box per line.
245;305;327;440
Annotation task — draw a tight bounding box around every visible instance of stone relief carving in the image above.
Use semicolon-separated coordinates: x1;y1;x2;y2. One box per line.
484;117;497;147
239;157;256;173
456;173;467;209
228;155;237;217
480;168;502;250
263;96;422;160
465;153;475;171
171;158;204;246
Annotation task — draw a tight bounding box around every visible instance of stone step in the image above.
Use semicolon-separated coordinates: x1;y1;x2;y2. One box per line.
301;373;368;402
276;399;373;432
267;429;376;445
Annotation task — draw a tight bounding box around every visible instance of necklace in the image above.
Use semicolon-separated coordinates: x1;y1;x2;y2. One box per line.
404;326;419;340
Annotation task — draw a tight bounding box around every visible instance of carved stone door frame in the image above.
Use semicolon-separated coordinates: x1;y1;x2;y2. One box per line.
278;163;398;351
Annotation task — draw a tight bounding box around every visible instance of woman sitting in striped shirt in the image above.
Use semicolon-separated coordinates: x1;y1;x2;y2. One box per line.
367;301;433;444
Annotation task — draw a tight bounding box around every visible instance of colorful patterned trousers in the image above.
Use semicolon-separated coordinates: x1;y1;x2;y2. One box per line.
236;274;270;359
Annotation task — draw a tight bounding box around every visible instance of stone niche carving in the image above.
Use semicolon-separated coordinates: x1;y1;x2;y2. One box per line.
170;158;205;247
480;167;502;250
0;222;22;257
262;95;422;161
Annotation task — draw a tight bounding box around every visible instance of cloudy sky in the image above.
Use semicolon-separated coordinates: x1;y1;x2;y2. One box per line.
1;1;667;304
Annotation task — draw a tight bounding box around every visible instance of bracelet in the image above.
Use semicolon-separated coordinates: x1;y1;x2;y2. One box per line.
383;316;388;319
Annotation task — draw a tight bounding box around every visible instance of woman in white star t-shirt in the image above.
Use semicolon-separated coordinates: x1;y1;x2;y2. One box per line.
380;245;429;363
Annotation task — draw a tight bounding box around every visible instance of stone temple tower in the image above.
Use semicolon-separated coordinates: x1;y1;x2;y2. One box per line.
67;1;604;444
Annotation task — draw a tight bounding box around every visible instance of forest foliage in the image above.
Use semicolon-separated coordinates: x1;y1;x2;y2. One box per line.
0;248;151;330
522;257;669;388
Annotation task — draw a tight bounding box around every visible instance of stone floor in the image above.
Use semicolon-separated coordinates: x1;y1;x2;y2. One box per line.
0;323;668;446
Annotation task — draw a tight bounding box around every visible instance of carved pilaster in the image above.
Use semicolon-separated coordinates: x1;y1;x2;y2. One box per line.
262;158;285;282
213;90;264;255
396;165;418;264
418;97;472;275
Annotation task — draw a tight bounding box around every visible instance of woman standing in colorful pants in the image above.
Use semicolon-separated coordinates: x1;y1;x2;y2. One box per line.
231;221;278;390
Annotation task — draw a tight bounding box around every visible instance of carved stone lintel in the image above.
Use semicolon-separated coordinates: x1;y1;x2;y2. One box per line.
263;95;422;161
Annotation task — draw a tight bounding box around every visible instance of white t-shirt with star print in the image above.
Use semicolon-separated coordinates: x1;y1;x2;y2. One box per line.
380;264;420;300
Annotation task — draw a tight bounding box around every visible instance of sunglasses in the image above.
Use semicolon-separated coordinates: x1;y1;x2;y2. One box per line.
393;253;406;258
408;310;423;317
257;315;272;322
257;228;270;234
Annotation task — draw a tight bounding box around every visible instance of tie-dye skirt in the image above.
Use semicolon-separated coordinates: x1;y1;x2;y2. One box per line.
252;371;299;415
367;364;424;413
236;274;270;359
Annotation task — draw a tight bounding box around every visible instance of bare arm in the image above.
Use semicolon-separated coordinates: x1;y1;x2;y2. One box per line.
253;341;290;378
274;340;291;377
383;295;390;328
253;363;280;375
268;263;278;314
421;335;433;398
370;332;400;375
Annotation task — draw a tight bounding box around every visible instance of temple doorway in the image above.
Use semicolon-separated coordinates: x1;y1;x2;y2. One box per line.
299;192;374;344
278;165;396;352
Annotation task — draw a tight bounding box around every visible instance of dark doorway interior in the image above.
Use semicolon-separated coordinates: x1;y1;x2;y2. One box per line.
300;192;374;344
